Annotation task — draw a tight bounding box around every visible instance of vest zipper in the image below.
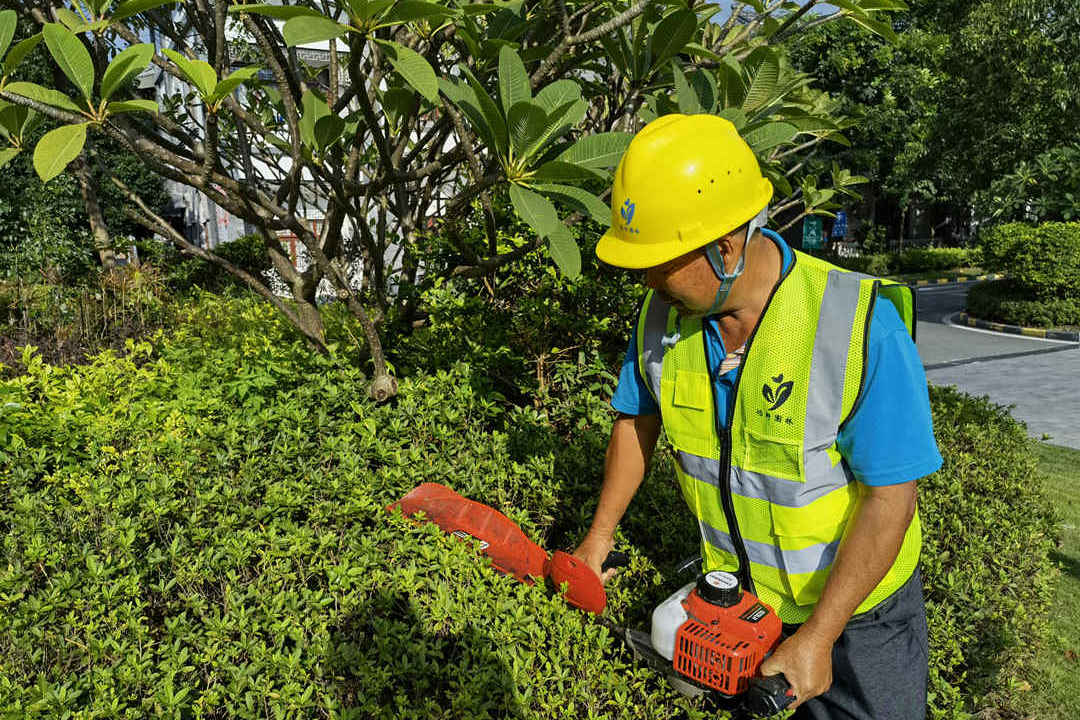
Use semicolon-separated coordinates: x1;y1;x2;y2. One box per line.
708;251;797;597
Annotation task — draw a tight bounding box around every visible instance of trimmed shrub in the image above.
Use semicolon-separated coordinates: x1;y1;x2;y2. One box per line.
922;386;1058;716
0;294;1058;719
808;247;975;277
967;279;1080;328
893;247;976;274
807;251;893;276
978;222;1080;300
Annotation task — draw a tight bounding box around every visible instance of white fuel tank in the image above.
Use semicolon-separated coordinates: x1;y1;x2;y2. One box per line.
649;580;697;661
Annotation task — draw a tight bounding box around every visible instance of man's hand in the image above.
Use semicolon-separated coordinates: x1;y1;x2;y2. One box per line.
758;626;834;710
572;533;619;583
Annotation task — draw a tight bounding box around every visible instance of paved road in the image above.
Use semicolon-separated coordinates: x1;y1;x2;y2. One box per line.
912;281;1080;448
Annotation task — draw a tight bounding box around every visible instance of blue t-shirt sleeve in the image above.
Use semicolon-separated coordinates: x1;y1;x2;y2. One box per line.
611;333;659;416
837;300;943;485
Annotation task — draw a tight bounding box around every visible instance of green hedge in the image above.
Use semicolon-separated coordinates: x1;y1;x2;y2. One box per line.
809;247;975;277
893;247;977;274
967;279;1080;328
979;222;1080;300
0;294;1058;719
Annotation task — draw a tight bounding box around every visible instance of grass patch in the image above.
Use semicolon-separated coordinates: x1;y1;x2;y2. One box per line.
1018;443;1080;719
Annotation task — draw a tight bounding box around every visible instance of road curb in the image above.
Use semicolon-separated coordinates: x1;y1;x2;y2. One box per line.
909;273;1004;287
955;313;1080;342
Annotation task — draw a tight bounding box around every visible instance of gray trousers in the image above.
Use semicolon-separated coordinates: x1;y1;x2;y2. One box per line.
787;567;928;720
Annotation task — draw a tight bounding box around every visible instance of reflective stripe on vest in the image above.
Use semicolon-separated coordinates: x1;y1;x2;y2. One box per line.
636;249;922;623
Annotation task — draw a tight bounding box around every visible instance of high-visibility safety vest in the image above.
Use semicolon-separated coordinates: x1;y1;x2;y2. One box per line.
636;249;922;624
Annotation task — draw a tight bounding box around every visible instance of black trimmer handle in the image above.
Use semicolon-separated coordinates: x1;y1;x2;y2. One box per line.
601;550;629;573
744;673;795;717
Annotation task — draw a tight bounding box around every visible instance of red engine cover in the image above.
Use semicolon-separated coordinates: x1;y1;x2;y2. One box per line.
673;587;783;696
388;483;548;583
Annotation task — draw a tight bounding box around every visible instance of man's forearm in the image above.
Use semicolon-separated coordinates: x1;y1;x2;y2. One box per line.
801;480;918;643
586;413;662;541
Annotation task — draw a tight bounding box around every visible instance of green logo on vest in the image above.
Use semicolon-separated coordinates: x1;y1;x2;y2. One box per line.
763;374;794;411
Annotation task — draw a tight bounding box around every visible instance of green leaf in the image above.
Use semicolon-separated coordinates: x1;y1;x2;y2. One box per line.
282;16;346;47
648;10;697;72
529;160;603;184
379;1;457;26
742;49;780;112
346;0;396;23
598;28;630;75
683;42;724;63
846;14;899;44
0;146;18;169
226;3;325;20
3;34;42;77
461;67;507;158
0;10;18;59
208;66;260;106
100;43;154;100
497;45;530;116
742;122;797;152
0;100;31;139
440;77;497;150
381;87;416;131
547;223;580;279
55;8;86;32
299;89;326;150
43;24;94;101
112;0;178;22
531;182;609;226
32;123;86;182
507;100;547;161
524;98;585;161
690;69;718;113
162;48;217;99
509;183;560;237
671;62;701;114
717;107;747;130
374;40;439;105
534;80;580;114
462;3;500;16
5;81;85;113
107;98;158;114
556;132;631;171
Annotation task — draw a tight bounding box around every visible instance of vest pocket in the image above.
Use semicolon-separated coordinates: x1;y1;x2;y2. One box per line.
741;427;803;482
660;372;713;451
771;529;841;605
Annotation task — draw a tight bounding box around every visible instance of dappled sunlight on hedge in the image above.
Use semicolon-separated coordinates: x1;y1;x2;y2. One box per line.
0;294;1058;718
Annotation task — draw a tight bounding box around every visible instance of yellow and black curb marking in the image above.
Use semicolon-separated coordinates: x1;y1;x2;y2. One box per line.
956;313;1080;342
912;273;1004;287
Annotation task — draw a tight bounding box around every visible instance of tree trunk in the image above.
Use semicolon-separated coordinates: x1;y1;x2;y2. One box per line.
296;274;325;342
262;228;326;345
73;153;116;269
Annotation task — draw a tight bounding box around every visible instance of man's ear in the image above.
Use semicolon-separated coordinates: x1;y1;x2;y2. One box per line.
715;224;749;262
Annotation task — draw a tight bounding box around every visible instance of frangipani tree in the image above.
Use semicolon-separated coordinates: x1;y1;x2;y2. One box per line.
0;0;904;400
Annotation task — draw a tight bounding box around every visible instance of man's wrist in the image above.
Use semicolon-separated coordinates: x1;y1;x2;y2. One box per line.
800;611;847;646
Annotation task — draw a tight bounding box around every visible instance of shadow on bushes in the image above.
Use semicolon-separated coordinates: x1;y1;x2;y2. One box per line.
327;589;522;719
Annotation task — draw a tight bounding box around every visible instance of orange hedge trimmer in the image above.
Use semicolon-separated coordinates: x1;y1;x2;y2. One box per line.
390;483;795;718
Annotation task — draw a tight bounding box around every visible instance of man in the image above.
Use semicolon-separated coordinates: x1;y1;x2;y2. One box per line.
573;114;941;719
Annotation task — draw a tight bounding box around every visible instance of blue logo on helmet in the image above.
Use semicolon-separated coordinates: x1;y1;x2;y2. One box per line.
621;199;635;226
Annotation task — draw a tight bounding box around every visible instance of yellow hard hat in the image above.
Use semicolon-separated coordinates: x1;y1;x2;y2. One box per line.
596;114;773;269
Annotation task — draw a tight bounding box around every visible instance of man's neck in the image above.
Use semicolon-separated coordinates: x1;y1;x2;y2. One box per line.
714;231;782;351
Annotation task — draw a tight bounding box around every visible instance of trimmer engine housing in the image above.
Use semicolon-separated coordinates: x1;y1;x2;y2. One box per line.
654;571;783;696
